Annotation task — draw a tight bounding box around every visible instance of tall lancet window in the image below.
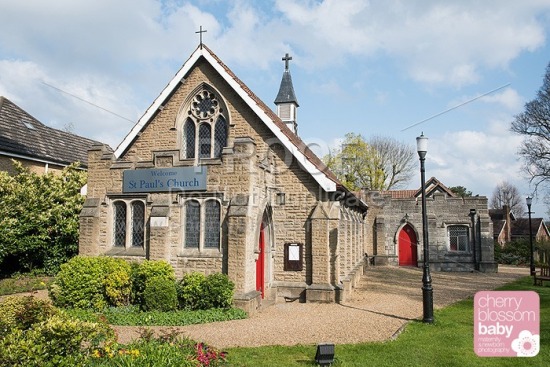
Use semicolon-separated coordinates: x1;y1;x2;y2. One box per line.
182;87;228;160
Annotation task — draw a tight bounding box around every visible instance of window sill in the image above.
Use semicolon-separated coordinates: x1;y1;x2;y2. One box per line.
178;249;223;258
105;247;146;257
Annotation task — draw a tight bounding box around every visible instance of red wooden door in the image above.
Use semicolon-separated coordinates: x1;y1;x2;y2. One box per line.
398;224;418;266
256;223;265;298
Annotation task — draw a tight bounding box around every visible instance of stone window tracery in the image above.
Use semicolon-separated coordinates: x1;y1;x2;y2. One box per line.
182;88;228;160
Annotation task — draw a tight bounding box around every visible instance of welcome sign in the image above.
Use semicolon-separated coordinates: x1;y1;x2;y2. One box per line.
123;167;207;193
474;291;539;357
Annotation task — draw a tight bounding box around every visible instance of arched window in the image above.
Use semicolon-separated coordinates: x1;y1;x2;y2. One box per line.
185;200;201;249
214;116;227;158
182;198;221;251
112;199;145;249
131;201;145;247
182;88;228;160
183;119;195;159
204;200;221;248
198;123;211;158
113;202;127;247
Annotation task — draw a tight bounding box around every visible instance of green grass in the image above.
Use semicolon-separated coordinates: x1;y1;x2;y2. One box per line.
225;277;549;367
0;275;52;295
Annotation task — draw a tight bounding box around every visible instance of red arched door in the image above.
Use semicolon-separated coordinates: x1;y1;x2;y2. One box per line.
398;224;418;266
256;222;265;298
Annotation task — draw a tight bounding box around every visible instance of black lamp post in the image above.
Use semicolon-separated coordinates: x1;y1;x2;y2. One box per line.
526;196;535;276
417;133;434;324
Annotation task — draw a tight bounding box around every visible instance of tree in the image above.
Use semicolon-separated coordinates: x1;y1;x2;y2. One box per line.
511;61;550;190
449;186;473;198
323;133;415;191
0;161;87;275
490;181;525;216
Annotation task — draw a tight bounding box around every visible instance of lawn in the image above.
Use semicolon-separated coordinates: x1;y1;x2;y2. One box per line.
225;277;549;367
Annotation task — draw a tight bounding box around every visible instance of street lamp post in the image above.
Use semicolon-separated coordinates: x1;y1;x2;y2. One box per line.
526;196;535;277
417;133;434;324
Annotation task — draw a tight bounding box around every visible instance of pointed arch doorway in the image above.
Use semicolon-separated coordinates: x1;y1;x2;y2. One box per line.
256;221;266;298
398;224;418;266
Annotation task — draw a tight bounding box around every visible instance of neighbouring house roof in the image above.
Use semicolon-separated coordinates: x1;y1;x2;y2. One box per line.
0;96;103;169
510;218;549;238
488;208;516;221
114;44;348;197
492;219;506;240
380;177;456;199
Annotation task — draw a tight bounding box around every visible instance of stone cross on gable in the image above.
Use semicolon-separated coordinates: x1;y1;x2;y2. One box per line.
196;26;207;47
282;53;292;71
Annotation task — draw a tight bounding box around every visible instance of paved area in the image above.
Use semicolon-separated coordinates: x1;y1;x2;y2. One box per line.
113;265;528;348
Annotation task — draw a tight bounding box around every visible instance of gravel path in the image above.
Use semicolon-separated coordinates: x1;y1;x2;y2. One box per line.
113;265;528;348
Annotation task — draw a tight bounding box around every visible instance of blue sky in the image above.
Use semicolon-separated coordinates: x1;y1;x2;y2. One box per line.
1;0;550;217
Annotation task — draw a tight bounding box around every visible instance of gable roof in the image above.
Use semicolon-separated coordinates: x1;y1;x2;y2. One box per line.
511;218;549;238
114;45;340;193
0;96;103;168
381;177;456;199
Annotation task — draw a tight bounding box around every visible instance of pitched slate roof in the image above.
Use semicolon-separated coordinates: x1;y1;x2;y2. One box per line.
274;71;299;106
114;44;345;195
0;96;103;168
511;218;547;237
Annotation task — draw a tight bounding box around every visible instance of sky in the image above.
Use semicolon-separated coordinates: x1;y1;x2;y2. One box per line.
1;0;550;217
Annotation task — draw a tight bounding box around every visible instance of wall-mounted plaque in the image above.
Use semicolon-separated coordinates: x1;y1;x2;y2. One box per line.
123;167;207;193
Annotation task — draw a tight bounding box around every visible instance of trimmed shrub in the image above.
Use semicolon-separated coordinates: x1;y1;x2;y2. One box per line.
203;273;235;309
177;272;207;310
177;272;235;310
143;276;178;312
49;256;131;310
131;260;175;308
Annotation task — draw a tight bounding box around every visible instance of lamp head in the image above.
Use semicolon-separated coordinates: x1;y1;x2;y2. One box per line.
526;196;533;207
416;133;428;159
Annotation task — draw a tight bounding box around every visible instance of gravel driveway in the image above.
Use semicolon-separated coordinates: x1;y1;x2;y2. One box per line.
113;265;528;348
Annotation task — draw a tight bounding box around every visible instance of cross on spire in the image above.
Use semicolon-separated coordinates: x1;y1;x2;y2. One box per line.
282;53;292;71
196;26;207;48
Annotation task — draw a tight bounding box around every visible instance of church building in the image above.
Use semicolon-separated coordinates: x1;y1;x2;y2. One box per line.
79;44;368;313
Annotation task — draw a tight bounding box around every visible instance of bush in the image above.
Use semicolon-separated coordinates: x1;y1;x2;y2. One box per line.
131;260;175;308
0;162;87;276
143;276;178;312
0;296;57;337
496;240;531;265
49;256;131;310
177;272;207;310
0;312;114;367
177;272;234;310
203;273;235;309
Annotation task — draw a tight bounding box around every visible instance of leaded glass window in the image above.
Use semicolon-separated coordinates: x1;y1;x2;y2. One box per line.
182;88;228;160
131;201;145;247
448;225;469;252
214;116;227;158
113;202;126;247
184;119;195;159
185;200;201;248
199;124;211;158
204;200;221;248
